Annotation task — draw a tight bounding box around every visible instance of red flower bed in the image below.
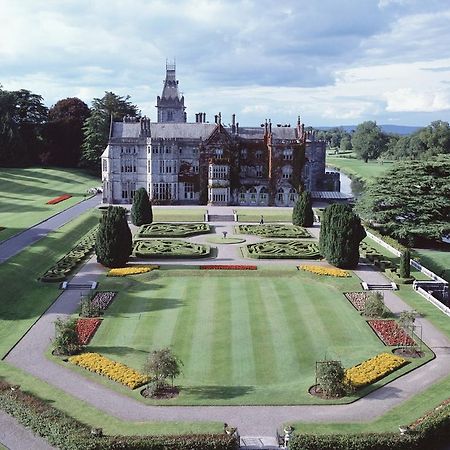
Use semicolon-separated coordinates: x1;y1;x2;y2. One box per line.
200;265;257;270
47;194;72;205
367;319;415;346
76;318;101;345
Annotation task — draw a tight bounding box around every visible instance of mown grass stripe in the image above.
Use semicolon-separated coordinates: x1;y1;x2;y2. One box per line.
230;277;256;385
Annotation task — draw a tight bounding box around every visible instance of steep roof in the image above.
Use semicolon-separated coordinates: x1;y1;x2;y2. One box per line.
150;123;217;139
111;122;142;139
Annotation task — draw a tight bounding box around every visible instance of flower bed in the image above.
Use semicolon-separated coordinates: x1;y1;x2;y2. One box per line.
46;194;72;205
368;319;416;346
243;240;320;259
345;352;408;388
344;292;369;311
90;291;117;310
107;265;159;277
40;226;98;282
76;318;101;345
200;265;257;270
299;265;350;277
68;352;149;389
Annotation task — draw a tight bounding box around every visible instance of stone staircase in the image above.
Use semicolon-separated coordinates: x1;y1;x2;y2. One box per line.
362;281;398;291
60;281;98;290
207;214;235;222
240;436;282;449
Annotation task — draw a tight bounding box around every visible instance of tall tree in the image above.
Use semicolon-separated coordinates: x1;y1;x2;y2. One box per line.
0;88;48;166
42;97;90;166
351;121;387;162
131;188;153;226
81;92;139;171
95;206;132;268
292;191;314;227
357;156;450;245
319;203;366;268
144;347;183;388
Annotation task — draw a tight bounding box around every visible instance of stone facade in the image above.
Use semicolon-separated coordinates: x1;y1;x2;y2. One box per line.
101;64;334;206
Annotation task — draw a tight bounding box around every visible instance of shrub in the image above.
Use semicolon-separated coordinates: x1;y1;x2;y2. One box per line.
53;317;80;356
144;347;183;388
96;206;132;268
363;292;386;318
131;187;153;226
292;191;314;227
399;249;411;279
319;204;366;269
316;360;346;397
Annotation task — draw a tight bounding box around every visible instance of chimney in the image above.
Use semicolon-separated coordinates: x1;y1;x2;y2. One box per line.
232;114;236;133
195;113;198;123
236;122;239;134
203;112;206;123
269;119;272;133
214;114;218;124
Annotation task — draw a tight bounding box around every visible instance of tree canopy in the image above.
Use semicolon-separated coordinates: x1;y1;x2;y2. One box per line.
357;156;450;245
131;188;153;226
351;121;386;162
81;92;139;171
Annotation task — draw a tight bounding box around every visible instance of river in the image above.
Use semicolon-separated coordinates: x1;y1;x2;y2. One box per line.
326;168;365;198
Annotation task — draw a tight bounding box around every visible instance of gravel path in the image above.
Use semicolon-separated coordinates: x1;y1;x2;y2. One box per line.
4;217;450;438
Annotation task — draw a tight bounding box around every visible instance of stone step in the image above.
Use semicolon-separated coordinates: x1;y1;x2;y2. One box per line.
240;436;281;449
207;214;235;222
361;281;398;291
60;281;98;290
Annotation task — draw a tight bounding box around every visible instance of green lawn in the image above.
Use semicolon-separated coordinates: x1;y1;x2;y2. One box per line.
414;248;450;283
0;167;99;242
83;267;429;405
0;210;100;358
235;207;292;222
152;207;206;222
326;155;393;182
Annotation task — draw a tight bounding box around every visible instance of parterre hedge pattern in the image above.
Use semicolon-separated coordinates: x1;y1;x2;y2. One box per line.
68;353;149;389
243;240;320;259
0;380;238;450
236;224;311;238
344;353;408;388
40;226;98;282
133;240;211;259
136;222;211;238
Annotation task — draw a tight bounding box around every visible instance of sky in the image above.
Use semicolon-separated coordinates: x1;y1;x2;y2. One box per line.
1;0;450;127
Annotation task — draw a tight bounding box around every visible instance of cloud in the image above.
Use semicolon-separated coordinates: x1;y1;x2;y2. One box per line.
385;88;450;112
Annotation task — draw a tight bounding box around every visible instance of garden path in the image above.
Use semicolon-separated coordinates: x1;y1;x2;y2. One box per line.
0;194;101;264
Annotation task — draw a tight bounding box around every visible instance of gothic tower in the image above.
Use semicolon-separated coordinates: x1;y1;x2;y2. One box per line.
156;61;187;123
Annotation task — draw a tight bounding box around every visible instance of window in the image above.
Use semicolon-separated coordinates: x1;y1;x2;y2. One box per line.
102;159;107;172
283;148;293;160
256;165;263;177
215;148;223;157
282;166;293;179
152;183;173;200
241;148;247;158
260;187;268;202
289;188;296;202
184;183;194;199
167;111;173;121
277;188;284;202
122;189;128;199
147;161;151;173
249;187;257;203
256;150;263;160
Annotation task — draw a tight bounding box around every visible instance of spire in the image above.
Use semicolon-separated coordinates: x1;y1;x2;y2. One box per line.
156;60;187;123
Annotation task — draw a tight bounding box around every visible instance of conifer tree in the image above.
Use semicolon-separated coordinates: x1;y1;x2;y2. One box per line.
96;206;132;268
319;204;366;268
131;187;153;226
399;249;411;279
292;191;314;227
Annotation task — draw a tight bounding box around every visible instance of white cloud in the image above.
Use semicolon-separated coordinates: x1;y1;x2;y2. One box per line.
385;88;450;112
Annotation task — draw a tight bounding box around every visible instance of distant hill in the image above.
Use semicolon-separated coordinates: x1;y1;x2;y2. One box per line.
315;125;421;135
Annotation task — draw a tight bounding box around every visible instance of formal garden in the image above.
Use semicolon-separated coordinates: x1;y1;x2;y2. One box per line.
135;223;211;238
235;224;311;238
242;240;320;259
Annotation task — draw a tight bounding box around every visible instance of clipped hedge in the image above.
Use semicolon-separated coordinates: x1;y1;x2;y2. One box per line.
40;226;98;282
136;223;211;238
133;240;211;259
243;240;320;259
0;380;238;450
236;224;311;238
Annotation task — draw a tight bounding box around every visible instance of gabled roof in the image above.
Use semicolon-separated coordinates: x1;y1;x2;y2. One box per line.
150;123;217;139
111;122;142;139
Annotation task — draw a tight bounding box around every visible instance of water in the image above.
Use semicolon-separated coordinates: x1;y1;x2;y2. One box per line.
326;168;365;198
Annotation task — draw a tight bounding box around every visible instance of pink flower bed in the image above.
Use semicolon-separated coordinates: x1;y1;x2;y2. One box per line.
344;292;369;311
367;319;415;346
47;194;72;205
76;318;101;345
91;291;116;310
200;265;257;270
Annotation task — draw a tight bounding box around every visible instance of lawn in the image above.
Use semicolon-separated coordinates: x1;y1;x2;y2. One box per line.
152;207;206;222
0;167;99;242
84;267;429;405
326;155;393;182
235;207;292;223
414;248;450;283
0;209;100;358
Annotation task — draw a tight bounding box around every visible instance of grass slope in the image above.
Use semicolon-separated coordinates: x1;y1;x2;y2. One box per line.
0;167;99;242
414;248;450;283
0;210;100;358
326;155;393;181
86;268;427;405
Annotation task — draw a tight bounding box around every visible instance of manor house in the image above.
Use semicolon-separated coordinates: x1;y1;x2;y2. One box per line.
101;63;336;206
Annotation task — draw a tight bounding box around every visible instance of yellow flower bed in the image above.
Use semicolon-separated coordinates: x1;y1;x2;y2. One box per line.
298;265;350;277
345;353;408;388
68;352;149;389
107;265;159;277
